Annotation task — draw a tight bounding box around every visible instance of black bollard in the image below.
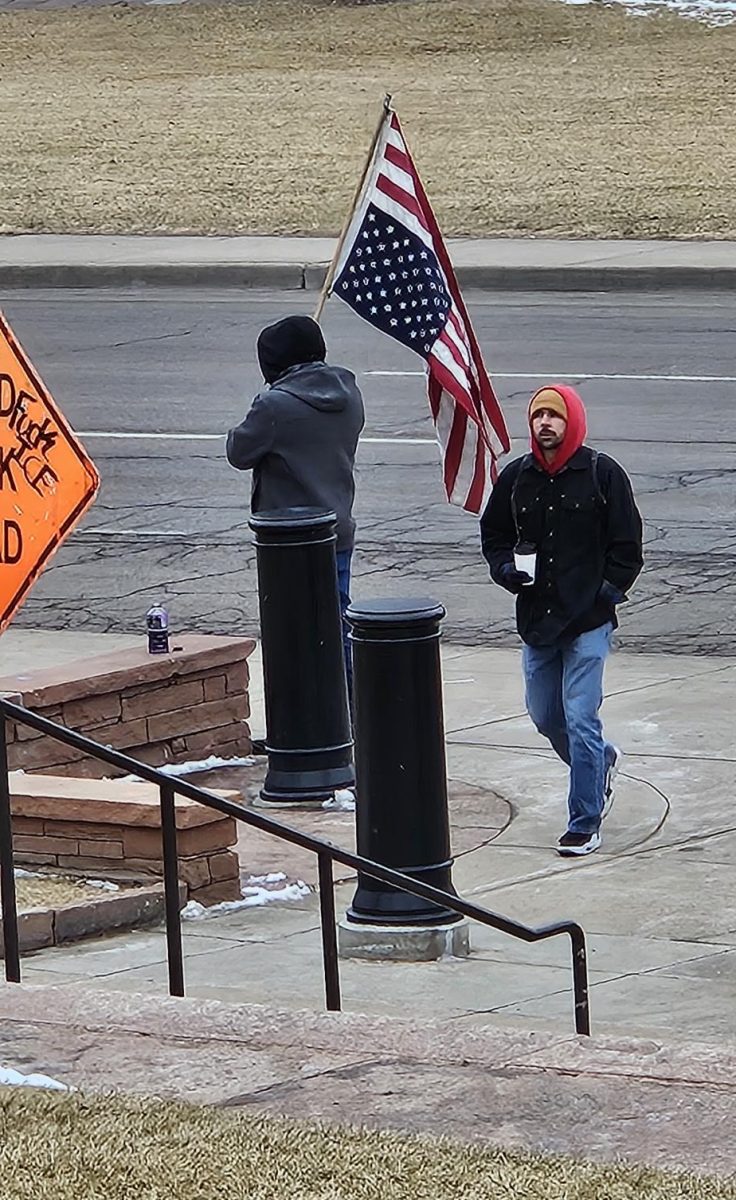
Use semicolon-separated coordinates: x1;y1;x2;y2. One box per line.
344;597;461;926
250;508;354;805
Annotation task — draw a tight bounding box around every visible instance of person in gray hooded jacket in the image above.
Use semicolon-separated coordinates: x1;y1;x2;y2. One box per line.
226;314;365;689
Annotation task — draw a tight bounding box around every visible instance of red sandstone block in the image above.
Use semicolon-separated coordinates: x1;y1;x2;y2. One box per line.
123;817;237;860
9;773;239;829
9;738;86;771
10;816;45;835
190;879;241;905
181;725;250;758
11;706;61;744
15;723;44;743
57;854;130;873
0;636;257;708
122;678;205;721
31;759;113;780
203;675;227;702
178;858;211;889
206;735;252;762
146;696;246;744
110;858;162;878
225;661;250;696
204;737;252;761
79;839;124;859
64;692;122;729
14;834;79;855
15;851;61;867
8;716;145;776
208;850;240;883
44;820;126;840
121;827;164;860
92;718;149;750
118;742;175;772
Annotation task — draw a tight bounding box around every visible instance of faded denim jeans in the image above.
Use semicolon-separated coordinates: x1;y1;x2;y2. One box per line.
522;622;615;835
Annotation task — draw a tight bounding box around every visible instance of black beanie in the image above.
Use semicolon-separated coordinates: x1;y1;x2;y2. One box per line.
256;315;327;385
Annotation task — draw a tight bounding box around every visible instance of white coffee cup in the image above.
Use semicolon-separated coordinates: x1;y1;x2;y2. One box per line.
514;542;537;585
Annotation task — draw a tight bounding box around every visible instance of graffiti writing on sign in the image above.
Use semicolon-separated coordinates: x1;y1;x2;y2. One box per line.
0;374;60;497
0;312;99;632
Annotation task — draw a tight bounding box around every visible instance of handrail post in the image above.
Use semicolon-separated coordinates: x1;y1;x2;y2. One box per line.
0;712;21;983
570;928;591;1035
159;782;185;997
317;853;341;1012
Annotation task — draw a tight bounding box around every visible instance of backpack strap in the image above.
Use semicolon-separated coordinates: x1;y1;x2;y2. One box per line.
590;450;607;508
510;454;534;537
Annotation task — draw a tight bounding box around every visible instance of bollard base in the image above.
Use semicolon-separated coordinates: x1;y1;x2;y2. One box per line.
338;918;470;962
253;792;329;810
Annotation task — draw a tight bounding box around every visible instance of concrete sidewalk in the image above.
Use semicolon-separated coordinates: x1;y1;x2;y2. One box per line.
4;626;736;1043
1;234;735;290
3;626;736;1173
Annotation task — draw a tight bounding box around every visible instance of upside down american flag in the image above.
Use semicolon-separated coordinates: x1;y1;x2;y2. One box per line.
327;105;510;514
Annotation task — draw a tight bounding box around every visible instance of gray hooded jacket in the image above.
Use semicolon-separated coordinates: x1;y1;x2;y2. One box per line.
226;361;365;550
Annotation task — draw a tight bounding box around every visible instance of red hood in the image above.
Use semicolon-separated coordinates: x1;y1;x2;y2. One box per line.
528;385;587;475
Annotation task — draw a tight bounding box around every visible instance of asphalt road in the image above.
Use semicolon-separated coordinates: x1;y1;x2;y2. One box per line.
2;287;734;654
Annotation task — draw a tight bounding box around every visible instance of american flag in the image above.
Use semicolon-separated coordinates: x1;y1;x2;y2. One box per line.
330;109;510;514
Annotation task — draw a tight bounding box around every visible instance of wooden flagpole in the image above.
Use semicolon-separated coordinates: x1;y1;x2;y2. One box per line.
313;93;393;324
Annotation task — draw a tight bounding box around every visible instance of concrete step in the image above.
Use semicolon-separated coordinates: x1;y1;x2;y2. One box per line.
0;983;733;1177
9;773;242;904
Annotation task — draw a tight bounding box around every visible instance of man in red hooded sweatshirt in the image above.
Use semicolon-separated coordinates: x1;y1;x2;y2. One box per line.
480;386;643;856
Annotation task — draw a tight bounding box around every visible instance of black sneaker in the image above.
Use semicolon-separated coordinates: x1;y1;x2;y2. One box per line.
557;830;602;857
603;745;623;818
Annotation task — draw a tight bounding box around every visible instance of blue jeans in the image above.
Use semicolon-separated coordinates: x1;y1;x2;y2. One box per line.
335;549;353;702
522;623;615;835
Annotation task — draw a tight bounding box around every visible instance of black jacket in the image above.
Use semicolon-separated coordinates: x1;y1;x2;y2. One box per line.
226;362;365;551
480;447;643;646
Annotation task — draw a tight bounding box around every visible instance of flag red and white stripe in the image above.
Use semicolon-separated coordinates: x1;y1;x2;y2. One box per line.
330;108;510;513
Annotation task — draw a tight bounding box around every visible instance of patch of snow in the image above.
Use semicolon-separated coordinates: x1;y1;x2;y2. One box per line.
323;788;356;812
181;874;310;919
122;754;256;782
85;880;120;892
159;754;256;777
13;868;43;879
555;0;736;25
0;1065;68;1091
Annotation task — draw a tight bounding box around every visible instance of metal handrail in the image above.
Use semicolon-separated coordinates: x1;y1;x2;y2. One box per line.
0;699;591;1034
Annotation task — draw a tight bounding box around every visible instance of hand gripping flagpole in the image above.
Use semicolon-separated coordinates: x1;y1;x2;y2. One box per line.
313;94;393;324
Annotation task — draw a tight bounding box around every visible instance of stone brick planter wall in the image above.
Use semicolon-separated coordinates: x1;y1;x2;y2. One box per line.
0;634;256;779
2;883;188;955
9;774;241;906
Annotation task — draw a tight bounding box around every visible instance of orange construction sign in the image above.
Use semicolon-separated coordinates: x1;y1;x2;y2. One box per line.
0;312;99;633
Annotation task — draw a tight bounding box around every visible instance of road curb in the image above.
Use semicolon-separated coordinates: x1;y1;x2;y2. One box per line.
2;262;735;291
0;262;308;290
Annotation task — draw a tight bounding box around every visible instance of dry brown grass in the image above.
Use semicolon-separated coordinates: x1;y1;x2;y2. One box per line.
0;1089;734;1199
12;874;118;911
0;0;734;237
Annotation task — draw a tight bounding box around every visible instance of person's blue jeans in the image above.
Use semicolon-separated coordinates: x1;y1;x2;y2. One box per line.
335;549;353;702
522;623;615;835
